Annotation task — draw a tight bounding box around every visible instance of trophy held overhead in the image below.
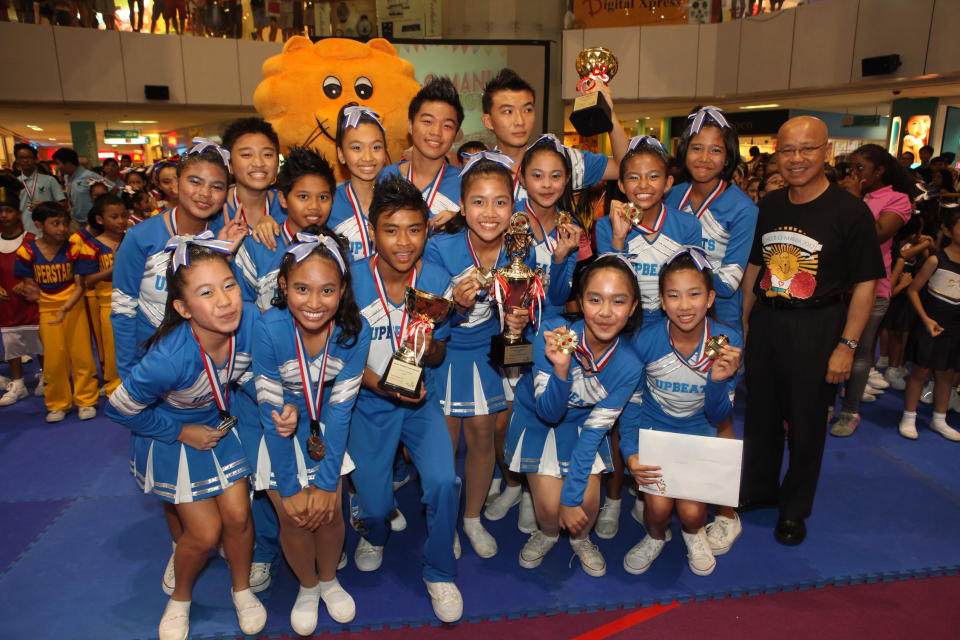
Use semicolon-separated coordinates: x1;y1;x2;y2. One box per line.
570;47;619;138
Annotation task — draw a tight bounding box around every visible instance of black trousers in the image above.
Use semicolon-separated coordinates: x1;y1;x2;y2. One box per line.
741;302;845;520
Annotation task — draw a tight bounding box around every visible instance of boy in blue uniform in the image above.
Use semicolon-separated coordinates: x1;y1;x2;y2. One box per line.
380;77;462;229
480;68;628;202
216;118;286;238
347;175;462;622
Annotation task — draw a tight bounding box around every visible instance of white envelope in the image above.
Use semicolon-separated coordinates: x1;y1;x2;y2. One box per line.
636;429;743;507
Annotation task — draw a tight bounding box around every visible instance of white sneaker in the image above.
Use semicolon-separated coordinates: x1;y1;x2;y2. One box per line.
921;380;934;404
876;355;889;369
424;579;463;623
320;579;356;624
463;519;497;558
931;421;960;441
861;388;879;402
231;588;267;635
290;583;321;635
705;514;742;555
45;410;67;423
338;551;348;570
630;498;672;541
868;368;890;390
595;498;621;539
518;490;537;534
33;379;44;396
682;528;716;576
354;537;384;572
249;561;271;593
885;367;906;391
453;531;461;560
389;509;407;532
163;542;176;595
569;537;606;577
951;389;960;414
519;530;558;569
899;421;919;440
158;598;190;640
623;535;666;575
484;484;520;520
78;406;97;420
0;375;10;388
0;380;28;406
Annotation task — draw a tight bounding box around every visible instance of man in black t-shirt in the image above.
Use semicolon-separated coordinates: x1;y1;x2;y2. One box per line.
740;116;885;546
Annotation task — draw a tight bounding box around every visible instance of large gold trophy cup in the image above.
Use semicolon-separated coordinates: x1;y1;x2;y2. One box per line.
489;213;544;368
571;47;619;137
379;287;453;398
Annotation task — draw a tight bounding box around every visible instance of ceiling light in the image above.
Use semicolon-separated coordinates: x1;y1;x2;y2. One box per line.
740;104;780;110
48;138;57;141
26;124;43;131
118;120;158;124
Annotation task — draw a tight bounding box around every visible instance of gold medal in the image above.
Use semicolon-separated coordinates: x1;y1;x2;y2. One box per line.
624;202;643;226
555;328;579;354
556;210;573;227
474;267;492;290
704;334;730;360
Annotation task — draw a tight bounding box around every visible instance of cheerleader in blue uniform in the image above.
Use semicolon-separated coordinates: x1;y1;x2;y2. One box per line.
665;106;758;334
664;106;757;554
253;229;369;634
595;136;703;322
347;175;462;622
330;104;387;262
504;255;644;577
487;133;583;532
106;237;267;640
110;140;245;597
423;152;532;558
619;248;742;578
232;146;337;592
380;77;463;229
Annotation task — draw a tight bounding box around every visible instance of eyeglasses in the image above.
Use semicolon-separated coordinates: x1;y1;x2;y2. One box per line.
777;142;828;158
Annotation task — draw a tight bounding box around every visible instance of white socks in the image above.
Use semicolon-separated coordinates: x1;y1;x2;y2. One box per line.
932;411;949;429
900;410;917;429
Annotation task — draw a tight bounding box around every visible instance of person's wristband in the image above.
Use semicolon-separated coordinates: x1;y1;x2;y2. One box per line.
838;337;858;350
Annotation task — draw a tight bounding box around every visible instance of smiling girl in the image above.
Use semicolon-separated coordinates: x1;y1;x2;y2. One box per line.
106;238;267;640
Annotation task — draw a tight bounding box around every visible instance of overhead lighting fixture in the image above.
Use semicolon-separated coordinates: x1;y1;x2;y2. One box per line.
118;120;158;124
740;104;780;110
48;138;57;141
105;135;150;145
26;124;43;131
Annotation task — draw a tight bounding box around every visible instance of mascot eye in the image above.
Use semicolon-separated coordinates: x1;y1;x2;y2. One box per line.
322;76;342;99
354;76;374;100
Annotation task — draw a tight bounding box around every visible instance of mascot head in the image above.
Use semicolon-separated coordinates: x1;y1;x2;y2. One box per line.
253;37;420;175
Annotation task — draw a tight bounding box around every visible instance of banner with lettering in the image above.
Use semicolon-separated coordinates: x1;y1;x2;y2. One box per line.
572;0;688;29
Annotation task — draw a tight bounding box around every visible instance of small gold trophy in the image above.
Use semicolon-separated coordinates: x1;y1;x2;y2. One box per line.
379;286;454;398
571;47;619;137
704;334;730;360
489;213;544;367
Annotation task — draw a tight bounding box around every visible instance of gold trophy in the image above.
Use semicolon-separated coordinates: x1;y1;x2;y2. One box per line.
571;47;619;137
704;335;730;360
489;213;544;368
379;286;454;398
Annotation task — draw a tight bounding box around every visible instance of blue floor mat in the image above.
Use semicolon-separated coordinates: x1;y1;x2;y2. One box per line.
0;376;957;640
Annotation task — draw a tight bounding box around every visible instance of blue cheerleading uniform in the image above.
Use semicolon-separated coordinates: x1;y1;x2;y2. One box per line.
422;230;536;417
505;147;608;203
595;203;703;320
666;182;758;334
111;209;198;378
209;186;287;236
380;161;461;219
619;318;741;461
347;256;459;582
505;316;643;507
105;304;259;504
232;220;298;311
514;199;578;316
253;308;370;497
329;181;375;263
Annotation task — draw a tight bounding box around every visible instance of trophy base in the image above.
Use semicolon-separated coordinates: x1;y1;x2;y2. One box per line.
570;92;613;137
490;335;534;368
379;357;424;399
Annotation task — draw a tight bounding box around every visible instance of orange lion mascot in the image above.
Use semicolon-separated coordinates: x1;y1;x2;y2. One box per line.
253;37;420;172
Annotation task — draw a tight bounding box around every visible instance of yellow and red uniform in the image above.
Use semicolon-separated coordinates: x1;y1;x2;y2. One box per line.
77;236;120;395
69;229;104;365
14;239;98;411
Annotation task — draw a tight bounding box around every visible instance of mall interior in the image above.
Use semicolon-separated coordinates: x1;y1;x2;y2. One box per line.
2;1;960;639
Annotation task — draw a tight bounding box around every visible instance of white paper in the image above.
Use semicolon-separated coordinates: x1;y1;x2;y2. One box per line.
636;429;743;507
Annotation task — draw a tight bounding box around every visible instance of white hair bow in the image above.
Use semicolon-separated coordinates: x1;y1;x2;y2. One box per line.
461;150;515;174
687;106;731;134
188;137;231;171
285;231;346;274
164;230;234;272
341;105;385;135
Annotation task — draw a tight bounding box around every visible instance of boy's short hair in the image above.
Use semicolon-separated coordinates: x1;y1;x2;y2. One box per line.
481;68;535;114
369;175;429;228
0;174;23;209
457;140;488;163
103;157;119;168
275;146;335;196
52;148;79;167
13;142;37;158
408;77;464;127
222;117;281;153
32;201;69;225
